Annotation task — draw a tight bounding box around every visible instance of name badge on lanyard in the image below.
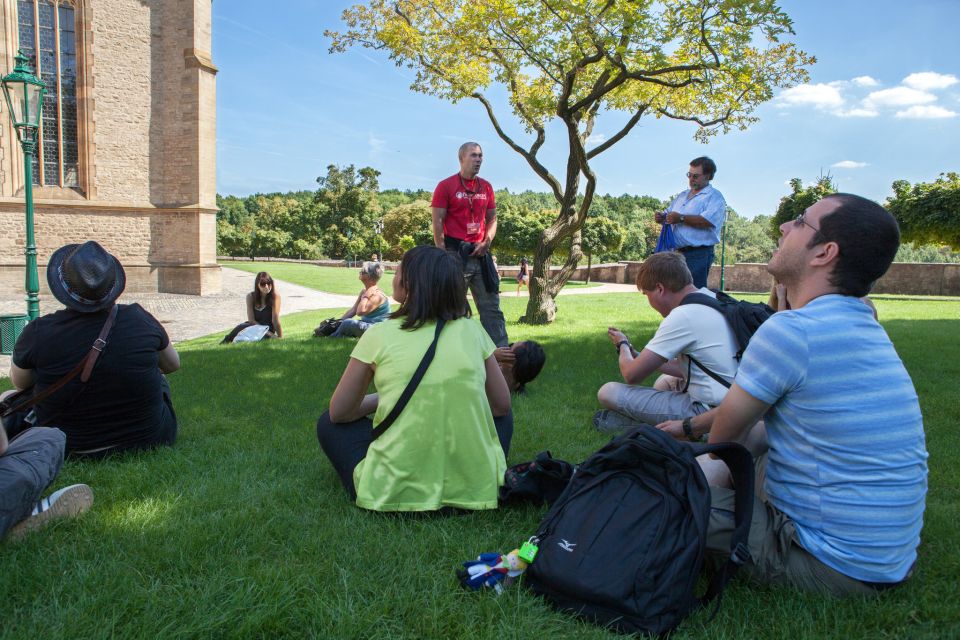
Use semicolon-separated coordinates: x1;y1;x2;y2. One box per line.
460;176;483;236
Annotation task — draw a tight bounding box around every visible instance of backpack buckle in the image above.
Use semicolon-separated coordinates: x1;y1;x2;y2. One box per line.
730;542;751;566
92;338;107;352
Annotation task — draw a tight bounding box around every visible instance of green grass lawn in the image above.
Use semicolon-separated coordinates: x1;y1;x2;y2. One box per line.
223;260;599;296
2;294;958;638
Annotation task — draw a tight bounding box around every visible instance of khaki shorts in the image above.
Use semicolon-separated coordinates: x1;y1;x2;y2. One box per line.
706;455;899;597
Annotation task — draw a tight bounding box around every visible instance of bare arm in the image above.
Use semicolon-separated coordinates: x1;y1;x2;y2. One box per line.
664;212;715;229
158;343;180;374
607;327;667;385
484;354;512;417
246;292;257;324
329;358;377;423
356;289;384;316
432;207;447;248
272;293;282;338
657;357;687;379
707;384;771;446
340;291;363;320
9;362;35;390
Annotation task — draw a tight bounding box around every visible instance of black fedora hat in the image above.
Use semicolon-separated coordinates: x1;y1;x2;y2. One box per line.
47;241;126;313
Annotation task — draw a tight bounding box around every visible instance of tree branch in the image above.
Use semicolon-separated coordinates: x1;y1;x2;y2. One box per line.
587;106;646;159
472;92;563;201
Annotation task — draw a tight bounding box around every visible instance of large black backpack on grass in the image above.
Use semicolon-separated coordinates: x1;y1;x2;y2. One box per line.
524;426;754;637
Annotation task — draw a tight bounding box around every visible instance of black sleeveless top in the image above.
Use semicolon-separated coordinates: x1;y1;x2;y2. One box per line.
253;303;274;332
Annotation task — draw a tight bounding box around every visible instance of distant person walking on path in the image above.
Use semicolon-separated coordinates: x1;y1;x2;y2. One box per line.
654;157;727;288
516;257;528;296
432;142;508;347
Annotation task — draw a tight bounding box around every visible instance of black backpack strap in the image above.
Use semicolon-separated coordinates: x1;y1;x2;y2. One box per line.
678;291;722;312
688;440;755;607
370;318;445;441
687;355;732;389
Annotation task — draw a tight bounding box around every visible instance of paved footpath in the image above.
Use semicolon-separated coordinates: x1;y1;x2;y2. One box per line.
0;267;635;377
0;267;356;377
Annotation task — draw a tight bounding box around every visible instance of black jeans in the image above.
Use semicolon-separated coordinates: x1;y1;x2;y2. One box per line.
316;409;514;500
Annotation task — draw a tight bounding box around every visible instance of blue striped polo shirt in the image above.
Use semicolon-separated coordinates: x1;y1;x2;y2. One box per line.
735;295;928;583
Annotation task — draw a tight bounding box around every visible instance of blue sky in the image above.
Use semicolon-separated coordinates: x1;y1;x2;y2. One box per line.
213;1;959;219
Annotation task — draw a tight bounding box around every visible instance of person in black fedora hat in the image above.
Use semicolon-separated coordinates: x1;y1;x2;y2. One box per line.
5;240;181;458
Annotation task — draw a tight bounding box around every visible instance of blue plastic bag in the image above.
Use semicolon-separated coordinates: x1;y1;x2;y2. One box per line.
654;223;677;253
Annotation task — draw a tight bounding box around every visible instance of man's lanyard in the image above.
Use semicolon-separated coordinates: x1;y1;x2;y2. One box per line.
458;175;483;228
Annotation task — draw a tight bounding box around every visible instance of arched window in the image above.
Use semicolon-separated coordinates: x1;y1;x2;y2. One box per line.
16;0;78;189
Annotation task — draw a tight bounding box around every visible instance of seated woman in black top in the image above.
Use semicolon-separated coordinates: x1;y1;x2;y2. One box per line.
222;271;283;343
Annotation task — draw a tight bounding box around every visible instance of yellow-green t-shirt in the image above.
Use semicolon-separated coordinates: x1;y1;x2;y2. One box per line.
350;317;506;511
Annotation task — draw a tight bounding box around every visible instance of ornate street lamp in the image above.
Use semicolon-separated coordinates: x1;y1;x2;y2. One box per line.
2;50;46;320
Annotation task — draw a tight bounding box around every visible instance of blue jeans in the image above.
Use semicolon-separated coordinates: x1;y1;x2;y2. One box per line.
330;318;372;338
680;245;715;289
0;427;65;537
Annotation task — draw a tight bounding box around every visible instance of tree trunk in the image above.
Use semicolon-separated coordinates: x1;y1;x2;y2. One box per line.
523;220;582;324
586;253;592;284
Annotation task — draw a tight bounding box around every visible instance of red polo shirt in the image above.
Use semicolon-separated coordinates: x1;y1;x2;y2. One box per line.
431;173;496;243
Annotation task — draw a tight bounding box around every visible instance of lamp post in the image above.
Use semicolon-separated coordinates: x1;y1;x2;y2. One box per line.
2;50;46;320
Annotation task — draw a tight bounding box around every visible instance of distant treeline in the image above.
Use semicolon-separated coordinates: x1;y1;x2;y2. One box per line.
217;165;959;265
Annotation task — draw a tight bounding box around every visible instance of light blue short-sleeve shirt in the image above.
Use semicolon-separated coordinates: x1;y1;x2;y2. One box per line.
735;295;928;583
668;184;727;248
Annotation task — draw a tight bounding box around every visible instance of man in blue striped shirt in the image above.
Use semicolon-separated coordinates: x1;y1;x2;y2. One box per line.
680;193;927;595
655;157;727;288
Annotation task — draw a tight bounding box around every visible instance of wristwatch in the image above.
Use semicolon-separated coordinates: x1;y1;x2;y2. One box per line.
616;340;632;355
682;417;699;442
679;214;686;224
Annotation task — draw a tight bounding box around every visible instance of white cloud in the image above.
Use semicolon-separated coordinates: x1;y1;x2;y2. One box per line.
903;72;959;91
895;105;958;119
368;132;386;155
831;160;869;169
851;76;879;87
835;108;879;118
865;87;937;108
777;83;845;109
586;133;607;145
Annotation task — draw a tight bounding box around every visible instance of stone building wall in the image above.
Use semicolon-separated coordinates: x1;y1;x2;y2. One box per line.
0;0;220;297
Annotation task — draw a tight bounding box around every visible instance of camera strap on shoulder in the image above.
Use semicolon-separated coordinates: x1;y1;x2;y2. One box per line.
0;304;119;419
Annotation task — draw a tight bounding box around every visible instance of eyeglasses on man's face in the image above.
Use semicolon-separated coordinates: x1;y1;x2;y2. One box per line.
686;172;704;179
793;212;820;233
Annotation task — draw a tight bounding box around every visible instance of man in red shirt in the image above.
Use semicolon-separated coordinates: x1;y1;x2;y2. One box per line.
431;142;508;346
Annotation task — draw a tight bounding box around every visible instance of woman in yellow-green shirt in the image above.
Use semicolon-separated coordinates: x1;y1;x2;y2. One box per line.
317;246;513;512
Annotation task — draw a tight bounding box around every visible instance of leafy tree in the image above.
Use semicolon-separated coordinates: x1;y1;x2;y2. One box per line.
581;215;625;282
494;202;555;263
330;0;812;323
887;173;960;250
314;165;383;258
721;210;775;264
770;175;835;241
382;200;433;259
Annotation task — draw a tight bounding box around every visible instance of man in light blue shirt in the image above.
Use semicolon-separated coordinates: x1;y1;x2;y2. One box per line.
655;156;727;287
675;193;927;596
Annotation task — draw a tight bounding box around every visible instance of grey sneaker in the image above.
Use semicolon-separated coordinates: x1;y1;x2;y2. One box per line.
7;484;94;541
593;410;651;434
